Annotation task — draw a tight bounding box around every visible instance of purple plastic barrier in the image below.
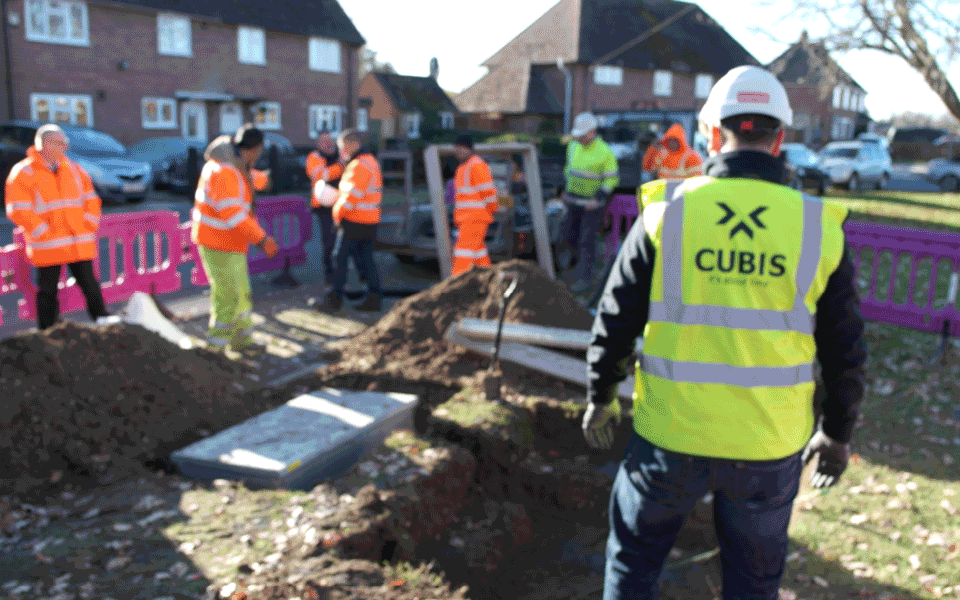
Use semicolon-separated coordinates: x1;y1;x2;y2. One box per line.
0;243;25;326
604;193;639;261
844;222;960;336
14;211;183;321
248;196;313;275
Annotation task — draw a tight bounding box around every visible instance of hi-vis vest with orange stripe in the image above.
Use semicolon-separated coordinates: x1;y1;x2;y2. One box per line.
306;151;344;209
635;177;848;460
191;159;267;253
333;154;382;225
4;147;101;267
454;155;497;226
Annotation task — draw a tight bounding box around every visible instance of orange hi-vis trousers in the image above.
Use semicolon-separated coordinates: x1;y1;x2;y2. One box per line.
452;221;492;276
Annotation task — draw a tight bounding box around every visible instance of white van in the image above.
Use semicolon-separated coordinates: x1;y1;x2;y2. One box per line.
819;140;893;191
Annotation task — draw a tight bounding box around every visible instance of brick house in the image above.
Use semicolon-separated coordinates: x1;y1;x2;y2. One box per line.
454;0;758;144
358;71;459;140
0;0;365;145
767;32;869;147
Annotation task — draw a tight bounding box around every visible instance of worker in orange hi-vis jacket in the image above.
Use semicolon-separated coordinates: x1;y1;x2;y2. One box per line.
451;134;498;277
641;123;704;179
4;123;118;330
305;131;344;288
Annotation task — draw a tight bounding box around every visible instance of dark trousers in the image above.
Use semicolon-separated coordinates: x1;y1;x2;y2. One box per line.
561;203;605;281
330;231;381;297
36;260;109;330
312;207;336;281
604;433;802;600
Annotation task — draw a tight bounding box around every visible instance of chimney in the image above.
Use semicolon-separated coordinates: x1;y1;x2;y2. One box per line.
429;57;439;80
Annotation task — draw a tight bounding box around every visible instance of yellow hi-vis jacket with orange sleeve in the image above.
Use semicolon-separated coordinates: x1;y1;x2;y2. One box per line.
191;137;267;254
333;153;382;226
454;155;498;226
5;147;101;267
306;150;344;209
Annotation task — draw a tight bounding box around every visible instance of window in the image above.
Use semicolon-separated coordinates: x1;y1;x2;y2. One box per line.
26;0;89;46
356;108;368;132
695;74;713;99
309;105;343;138
653;71;673;97
793;113;810;129
238;26;265;65
841;86;850;111
157;13;191;57
593;66;623;86
440;112;455;130
404;113;421;138
31;93;93;126
253;101;281;130
142;97;177;129
309;37;341;72
833;87;841;109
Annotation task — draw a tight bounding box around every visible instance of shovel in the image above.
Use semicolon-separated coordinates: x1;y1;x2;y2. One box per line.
483;270;521;402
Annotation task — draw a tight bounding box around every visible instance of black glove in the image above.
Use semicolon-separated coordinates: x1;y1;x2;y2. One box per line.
801;428;850;488
582;395;622;450
594;189;612;207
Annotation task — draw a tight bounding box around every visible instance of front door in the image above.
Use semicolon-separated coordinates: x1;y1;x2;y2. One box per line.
220;102;242;135
181;101;207;142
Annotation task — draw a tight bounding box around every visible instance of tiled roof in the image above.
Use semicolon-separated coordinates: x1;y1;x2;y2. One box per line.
768;38;865;91
371;73;459;114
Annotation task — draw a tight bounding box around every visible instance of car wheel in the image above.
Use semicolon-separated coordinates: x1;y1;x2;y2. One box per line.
939;174;960;193
817;180;826;196
847;172;860;192
875;172;889;190
126;195;147;204
396;254;418;265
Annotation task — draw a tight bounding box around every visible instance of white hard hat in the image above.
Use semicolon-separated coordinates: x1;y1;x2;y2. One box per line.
699;66;792;127
570;112;599;137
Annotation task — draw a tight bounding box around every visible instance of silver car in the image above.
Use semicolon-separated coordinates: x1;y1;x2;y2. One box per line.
925;157;960;192
819;140;893;191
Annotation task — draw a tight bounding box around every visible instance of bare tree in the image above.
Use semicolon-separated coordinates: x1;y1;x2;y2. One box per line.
762;0;960;123
359;48;395;79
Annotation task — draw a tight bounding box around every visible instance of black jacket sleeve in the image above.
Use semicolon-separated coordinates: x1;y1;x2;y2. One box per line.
813;241;867;443
587;215;655;405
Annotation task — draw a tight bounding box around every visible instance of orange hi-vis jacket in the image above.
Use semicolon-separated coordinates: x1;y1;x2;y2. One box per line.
5;147;101;267
642;123;704;179
333;153;382;225
306;150;344;209
454;154;498;226
191;158;267;254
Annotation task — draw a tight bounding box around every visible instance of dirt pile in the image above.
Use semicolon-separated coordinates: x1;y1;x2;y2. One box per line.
0;322;277;496
334;260;594;383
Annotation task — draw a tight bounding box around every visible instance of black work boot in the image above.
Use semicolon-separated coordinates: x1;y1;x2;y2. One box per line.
353;292;382;312
315;292;343;312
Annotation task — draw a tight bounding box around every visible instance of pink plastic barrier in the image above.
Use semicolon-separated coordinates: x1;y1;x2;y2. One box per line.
604;193;639;261
13;211;183;321
0;243;24;326
845;222;960;336
179;221;208;286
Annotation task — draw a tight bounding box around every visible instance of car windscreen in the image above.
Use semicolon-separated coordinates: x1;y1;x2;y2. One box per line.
821;147;858;159
785;147;817;167
66;129;127;157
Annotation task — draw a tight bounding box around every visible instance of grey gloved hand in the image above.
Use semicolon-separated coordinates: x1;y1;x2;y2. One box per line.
582;396;622;450
801;428;850;488
589;190;611;211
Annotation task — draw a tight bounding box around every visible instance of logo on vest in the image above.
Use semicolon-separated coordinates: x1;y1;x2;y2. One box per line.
717;202;768;239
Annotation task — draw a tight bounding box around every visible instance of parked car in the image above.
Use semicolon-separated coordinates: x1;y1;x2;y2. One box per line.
780;143;829;195
819;140;892;191
0;121;152;204
255;133;311;193
127;137;205;194
925;156;960;192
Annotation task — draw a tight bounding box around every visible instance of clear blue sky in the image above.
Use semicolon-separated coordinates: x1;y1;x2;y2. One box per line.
337;0;959;122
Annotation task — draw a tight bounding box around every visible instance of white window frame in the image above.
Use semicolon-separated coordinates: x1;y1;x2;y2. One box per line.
252;101;281;130
841;86;850;111
404;112;421;138
833;87;841;109
593;65;623;87
309;105;343;138
237;26;266;66
653;70;673;97
356;107;369;132
157;13;191;57
309;37;341;73
141;97;177;129
25;0;89;46
695;74;713;99
31;93;93;127
440;111;455;130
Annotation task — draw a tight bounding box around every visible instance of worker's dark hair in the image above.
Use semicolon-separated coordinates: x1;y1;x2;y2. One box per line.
338;128;362;145
454;133;474;149
720;113;782;145
234;123;264;149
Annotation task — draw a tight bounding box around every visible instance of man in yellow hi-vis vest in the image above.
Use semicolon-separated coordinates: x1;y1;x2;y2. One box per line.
582;66;866;600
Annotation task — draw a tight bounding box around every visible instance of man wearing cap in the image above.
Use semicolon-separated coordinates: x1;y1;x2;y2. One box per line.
581;66;866;599
561;112;619;293
451;134;498;276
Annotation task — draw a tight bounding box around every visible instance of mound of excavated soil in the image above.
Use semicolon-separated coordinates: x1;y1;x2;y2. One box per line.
333;260;594;383
0;322;277;495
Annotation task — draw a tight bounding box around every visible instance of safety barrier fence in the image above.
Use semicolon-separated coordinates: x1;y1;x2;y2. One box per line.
0;196;312;325
601;193;960;337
